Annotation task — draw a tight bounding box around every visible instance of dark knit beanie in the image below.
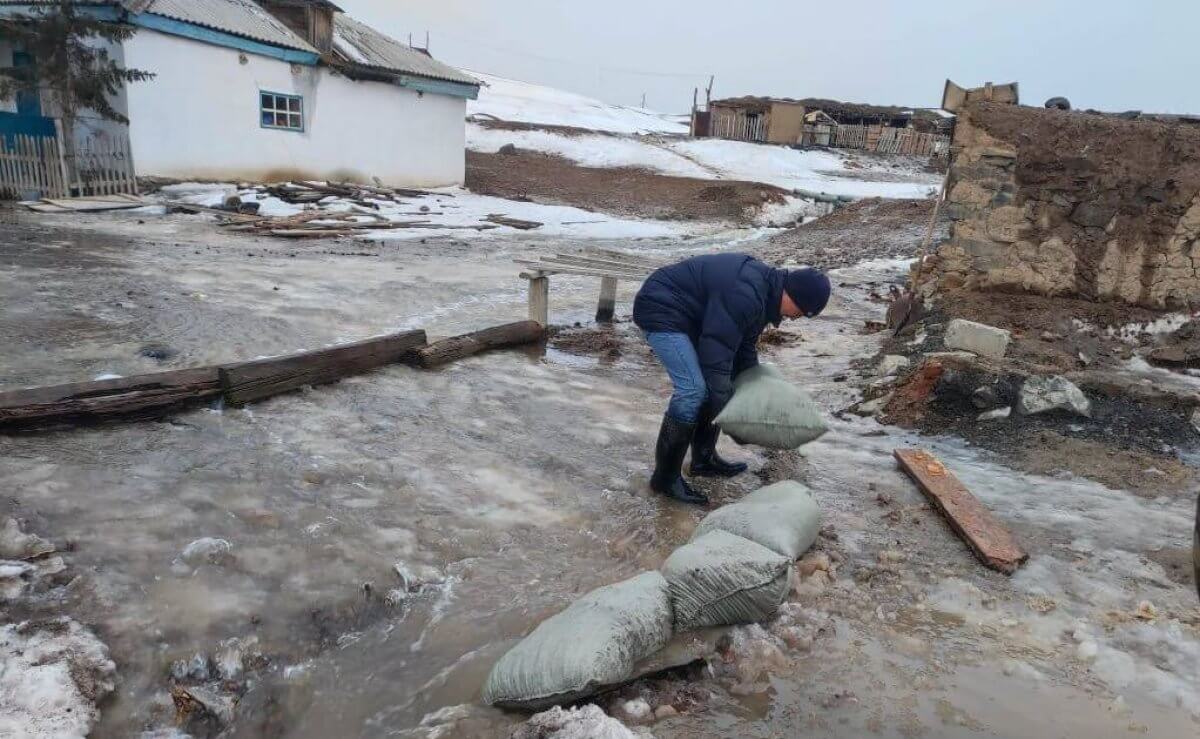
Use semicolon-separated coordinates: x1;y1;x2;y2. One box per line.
784;268;831;317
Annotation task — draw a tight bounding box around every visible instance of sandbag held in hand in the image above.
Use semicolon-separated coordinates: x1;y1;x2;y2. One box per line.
482;571;673;710
715;363;828;449
661;530;792;632
692;480;821;560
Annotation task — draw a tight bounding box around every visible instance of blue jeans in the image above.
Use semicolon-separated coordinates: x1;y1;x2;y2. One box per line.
645;331;707;423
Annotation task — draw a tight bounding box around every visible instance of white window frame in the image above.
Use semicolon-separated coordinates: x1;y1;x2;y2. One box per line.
260;91;304;132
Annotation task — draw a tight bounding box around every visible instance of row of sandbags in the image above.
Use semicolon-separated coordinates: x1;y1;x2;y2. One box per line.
483;481;821;710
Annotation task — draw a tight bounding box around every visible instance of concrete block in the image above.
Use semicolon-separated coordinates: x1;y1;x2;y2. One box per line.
943;319;1011;360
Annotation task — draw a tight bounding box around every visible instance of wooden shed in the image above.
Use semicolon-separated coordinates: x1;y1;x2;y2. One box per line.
707;97;807;145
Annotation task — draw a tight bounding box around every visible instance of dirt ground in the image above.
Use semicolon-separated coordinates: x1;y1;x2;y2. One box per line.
866;283;1200;499
755;197;948;269
466;149;791;223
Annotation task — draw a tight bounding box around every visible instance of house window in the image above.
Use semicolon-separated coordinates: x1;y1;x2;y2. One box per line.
260;92;303;131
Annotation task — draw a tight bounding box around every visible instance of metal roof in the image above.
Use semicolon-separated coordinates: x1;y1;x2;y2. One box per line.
145;0;316;53
331;13;478;87
0;1;316;53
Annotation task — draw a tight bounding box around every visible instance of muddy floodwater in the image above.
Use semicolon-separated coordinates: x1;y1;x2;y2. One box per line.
1;210;1197;738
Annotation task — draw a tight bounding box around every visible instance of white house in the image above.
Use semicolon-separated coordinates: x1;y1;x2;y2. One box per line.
0;0;481;187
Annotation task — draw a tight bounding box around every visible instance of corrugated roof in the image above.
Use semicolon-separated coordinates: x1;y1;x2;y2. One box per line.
144;0;316;53
0;1;316;53
331;14;478;87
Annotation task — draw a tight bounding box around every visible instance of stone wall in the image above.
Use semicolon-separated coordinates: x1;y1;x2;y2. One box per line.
925;103;1200;309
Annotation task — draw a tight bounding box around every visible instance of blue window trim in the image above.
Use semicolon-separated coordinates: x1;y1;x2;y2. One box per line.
259;91;305;132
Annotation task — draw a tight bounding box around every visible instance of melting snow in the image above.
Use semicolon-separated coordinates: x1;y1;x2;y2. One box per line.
467;70;686;135
0;619;116;739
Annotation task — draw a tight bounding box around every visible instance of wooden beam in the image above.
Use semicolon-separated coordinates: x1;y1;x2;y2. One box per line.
595;276;618;323
409;321;545;368
0;368;222;429
894;448;1028;574
219;329;427;406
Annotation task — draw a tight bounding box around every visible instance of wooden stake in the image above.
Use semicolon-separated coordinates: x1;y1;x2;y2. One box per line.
527;273;549;326
595;276;617;323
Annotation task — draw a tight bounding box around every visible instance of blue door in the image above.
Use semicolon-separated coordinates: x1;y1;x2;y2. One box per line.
12;51;41;116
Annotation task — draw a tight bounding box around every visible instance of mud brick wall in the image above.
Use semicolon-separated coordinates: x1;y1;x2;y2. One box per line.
926;103;1200;308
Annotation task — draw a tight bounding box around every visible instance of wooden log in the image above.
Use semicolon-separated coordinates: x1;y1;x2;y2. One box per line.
0;368;222;429
219;329;427;406
894;448;1028;574
595;276;618;323
485;214;543;230
525;273;550;326
409;321;545;368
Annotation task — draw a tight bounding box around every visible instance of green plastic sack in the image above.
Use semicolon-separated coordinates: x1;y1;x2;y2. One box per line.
692;480;821;560
482;572;673;710
715;363;828;449
661;530;792;632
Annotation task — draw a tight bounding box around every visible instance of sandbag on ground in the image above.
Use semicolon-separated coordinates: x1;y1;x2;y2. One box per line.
661;530;792;632
715;363;828;449
483;571;673;711
692;480;821;560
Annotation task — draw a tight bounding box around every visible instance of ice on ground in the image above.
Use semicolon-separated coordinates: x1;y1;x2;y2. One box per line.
467;70;686;135
512;704;649;739
157;182;236;207
237;192;304;218
360;189;687;241
0;619;116;739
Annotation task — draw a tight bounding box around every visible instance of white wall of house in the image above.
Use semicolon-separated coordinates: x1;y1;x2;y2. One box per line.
121;29;467;187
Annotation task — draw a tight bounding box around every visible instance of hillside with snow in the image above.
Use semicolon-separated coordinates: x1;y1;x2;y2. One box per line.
466;71;688;135
463;73;940;201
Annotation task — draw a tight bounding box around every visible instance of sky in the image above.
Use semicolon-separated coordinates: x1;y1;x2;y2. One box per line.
337;1;1199;116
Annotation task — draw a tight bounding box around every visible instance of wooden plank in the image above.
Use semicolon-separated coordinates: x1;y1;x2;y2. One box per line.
410;321;545;368
0;368;222;429
894;448;1028;574
526;274;549;326
513;259;644;280
595;275;618;323
219;329;427;406
551;254;655;273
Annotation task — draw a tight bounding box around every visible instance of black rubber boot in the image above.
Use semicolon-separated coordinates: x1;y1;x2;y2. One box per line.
649;415;708;505
689;405;748;478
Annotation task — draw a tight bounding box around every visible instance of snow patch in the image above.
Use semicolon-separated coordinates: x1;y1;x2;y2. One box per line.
467;71;686;135
513;704;649;739
0;619;116;739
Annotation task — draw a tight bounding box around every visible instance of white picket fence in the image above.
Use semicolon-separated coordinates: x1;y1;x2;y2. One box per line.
0;126;137;200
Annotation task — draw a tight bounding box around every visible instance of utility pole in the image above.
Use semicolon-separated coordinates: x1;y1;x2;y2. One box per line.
705;75;714;107
641;92;646;108
425;31;430;51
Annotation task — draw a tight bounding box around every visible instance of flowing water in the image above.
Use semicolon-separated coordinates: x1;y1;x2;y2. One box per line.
1;212;1197;738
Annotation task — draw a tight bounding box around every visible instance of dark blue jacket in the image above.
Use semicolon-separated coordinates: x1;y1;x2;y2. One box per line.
633;253;784;412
